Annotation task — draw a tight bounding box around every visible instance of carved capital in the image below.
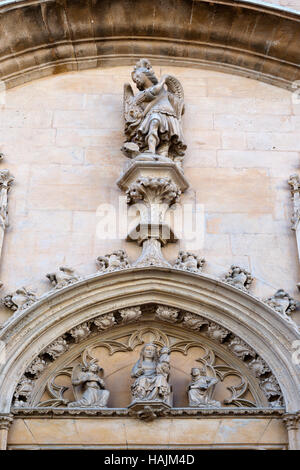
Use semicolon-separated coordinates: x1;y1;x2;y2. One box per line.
126;176;181;207
283;412;300;431
0;414;13;431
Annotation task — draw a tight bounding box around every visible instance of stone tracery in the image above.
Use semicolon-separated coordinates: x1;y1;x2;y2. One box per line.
11;304;284;412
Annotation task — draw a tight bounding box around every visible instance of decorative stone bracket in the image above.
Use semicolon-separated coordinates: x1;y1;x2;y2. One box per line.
117;161;189;267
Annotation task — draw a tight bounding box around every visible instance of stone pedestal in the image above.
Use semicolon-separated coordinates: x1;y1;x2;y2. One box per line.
117;160;189;266
128;400;172;412
117;160;189;193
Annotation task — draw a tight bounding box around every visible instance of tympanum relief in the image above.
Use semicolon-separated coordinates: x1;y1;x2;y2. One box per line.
11;305;284;417
68;357;109;408
130;343;172;411
188;367;220;408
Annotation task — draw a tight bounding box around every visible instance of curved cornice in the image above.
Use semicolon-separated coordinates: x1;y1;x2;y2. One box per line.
0;267;299;413
0;0;299;89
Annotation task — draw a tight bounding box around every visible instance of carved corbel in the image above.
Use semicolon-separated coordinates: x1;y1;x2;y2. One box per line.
126;176;182;265
0;414;13;450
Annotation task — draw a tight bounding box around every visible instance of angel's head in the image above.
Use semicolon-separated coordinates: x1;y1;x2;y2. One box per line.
89;363;100;373
132;58;158;90
85;358;102;374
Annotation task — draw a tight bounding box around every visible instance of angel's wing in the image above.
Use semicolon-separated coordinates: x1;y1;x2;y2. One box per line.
164;75;184;100
164;75;185;117
71;363;84;401
123;82;134;119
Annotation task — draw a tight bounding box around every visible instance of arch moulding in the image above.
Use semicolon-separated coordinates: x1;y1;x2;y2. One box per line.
0;267;299;415
0;0;300;90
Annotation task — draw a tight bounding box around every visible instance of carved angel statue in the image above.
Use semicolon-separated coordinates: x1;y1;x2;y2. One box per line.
187;367;221;408
68;358;110;408
123;58;186;163
130;343;172;405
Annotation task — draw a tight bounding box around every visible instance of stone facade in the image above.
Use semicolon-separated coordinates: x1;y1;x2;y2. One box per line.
261;0;300;11
7;417;288;449
0;66;299;324
0;1;300;450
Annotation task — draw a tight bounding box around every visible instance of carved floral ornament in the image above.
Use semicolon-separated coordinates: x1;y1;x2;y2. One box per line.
11;304;284;416
1;252;299;331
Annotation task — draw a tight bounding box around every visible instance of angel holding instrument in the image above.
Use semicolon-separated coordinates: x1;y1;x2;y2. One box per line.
123;59;186;164
68;358;110;408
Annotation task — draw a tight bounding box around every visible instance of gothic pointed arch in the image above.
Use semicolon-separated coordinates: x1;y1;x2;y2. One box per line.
0;267;299;416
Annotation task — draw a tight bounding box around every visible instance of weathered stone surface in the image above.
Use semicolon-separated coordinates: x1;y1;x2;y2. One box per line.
0;65;299;323
7;417;288;448
0;0;300;90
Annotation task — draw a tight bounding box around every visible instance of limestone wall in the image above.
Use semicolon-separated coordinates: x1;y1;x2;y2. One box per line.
0;65;299;323
8;417;287;449
260;0;300;11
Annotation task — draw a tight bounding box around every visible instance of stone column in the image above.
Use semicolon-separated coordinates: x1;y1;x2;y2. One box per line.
283;412;300;450
288;175;300;262
0;414;13;450
0;170;14;260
